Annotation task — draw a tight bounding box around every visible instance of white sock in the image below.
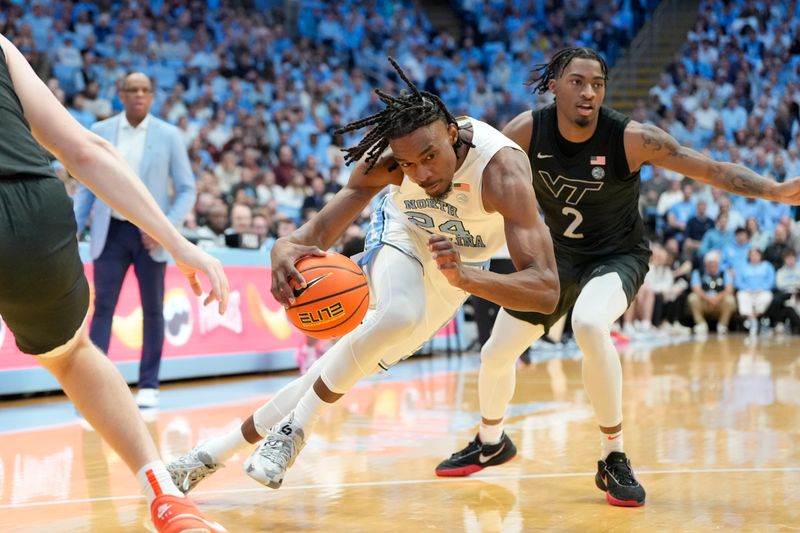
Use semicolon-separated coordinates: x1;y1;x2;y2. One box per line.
202;428;252;464
293;388;328;431
136;461;184;505
250;355;329;436
601;429;624;460
479;423;504;445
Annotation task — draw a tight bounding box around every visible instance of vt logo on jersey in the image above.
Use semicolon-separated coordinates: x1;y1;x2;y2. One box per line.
538;170;604;205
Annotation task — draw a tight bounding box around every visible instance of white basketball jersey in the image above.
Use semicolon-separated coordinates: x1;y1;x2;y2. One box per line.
382;117;524;263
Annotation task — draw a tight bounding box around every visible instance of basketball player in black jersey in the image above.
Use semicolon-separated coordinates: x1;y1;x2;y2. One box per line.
0;35;229;532
436;47;800;507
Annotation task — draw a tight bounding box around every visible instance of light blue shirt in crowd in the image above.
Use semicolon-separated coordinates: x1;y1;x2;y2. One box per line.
721;240;751;272
734;260;776;291
698;231;733;259
668;199;696;225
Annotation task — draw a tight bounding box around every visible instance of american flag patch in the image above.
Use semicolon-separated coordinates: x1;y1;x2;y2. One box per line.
590;155;606;166
453;182;471;192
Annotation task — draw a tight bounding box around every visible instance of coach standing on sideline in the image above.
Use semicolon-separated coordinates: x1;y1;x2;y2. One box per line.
74;72;196;409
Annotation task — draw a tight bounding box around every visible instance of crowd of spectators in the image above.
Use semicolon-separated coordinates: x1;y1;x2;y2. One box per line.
4;0;800;335
0;0;648;255
452;0;656;67
631;0;800;336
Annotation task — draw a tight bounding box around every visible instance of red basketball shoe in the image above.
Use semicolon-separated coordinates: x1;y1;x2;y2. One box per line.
150;494;227;533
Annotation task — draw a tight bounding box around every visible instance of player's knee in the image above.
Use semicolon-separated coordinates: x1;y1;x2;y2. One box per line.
479;337;515;371
370;308;419;343
571;311;607;341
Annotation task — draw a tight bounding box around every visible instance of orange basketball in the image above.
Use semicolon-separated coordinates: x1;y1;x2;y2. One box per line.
285;253;370;339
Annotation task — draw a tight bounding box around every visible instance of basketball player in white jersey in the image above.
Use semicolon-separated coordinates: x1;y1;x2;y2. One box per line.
167;58;559;492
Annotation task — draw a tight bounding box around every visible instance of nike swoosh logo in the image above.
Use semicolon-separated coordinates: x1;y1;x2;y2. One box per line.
478;443;505;463
607;434;622;440
537;152;554;159
293;273;331;298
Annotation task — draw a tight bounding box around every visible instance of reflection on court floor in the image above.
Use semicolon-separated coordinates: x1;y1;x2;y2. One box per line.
1;334;799;532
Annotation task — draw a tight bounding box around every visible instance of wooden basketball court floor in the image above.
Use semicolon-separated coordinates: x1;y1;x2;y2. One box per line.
1;333;799;532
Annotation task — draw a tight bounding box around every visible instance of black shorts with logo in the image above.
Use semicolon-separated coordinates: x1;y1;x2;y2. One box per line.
505;239;651;334
0;176;89;354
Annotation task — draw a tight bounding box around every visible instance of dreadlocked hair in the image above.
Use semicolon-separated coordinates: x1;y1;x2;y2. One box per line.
526;47;609;95
335;56;473;173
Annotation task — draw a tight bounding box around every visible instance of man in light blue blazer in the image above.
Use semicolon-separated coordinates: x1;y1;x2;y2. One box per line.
74;72;196;408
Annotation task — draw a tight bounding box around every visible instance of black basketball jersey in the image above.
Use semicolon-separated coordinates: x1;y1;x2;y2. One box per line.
0;47;57;179
528;104;644;260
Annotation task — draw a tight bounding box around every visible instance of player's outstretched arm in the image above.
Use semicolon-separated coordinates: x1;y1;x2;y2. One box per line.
430;147;559;312
270;153;402;306
625;121;800;204
0;35;229;312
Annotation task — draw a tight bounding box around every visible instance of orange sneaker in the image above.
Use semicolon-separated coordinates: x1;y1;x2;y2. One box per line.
150;494;228;533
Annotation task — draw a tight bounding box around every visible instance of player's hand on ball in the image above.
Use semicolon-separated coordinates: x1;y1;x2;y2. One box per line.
270;238;327;307
428;235;465;287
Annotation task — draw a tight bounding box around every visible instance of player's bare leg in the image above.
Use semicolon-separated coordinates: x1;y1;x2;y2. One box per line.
40;328;227;531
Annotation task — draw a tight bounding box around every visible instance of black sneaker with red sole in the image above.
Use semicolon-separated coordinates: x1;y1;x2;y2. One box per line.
435;433;517;477
595;451;646;507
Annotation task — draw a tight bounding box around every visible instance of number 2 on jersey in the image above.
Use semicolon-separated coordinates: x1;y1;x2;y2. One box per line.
562;207;584;238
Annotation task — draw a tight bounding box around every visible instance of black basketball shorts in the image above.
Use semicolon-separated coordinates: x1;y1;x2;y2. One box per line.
0;176;90;354
505;240;651;333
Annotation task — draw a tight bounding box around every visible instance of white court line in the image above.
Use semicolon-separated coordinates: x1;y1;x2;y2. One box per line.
2;466;799;510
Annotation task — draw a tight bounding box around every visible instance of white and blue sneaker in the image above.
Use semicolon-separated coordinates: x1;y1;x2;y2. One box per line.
166;445;223;494
243;414;305;489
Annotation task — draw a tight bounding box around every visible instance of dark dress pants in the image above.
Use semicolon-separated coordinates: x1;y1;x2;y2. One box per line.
89;218;166;389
